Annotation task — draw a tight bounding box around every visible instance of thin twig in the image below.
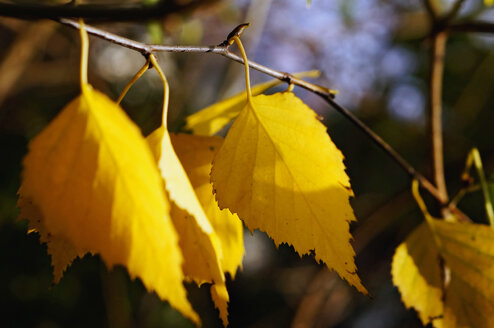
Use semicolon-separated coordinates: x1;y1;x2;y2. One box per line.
428;32;449;206
58;18;223;55
448;21;494;34
58;18;337;99
443;0;467;23
451;180;494;207
57;19;445;204
0;21;56;107
324;97;445;203
421;0;438;22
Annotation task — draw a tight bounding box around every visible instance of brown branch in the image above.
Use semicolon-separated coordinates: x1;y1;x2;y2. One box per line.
58;18;337;99
443;0;467;23
57;19;446;204
0;20;56;107
323;97;445;203
428;32;449;206
421;0;438;22
448;21;494;34
0;1;209;21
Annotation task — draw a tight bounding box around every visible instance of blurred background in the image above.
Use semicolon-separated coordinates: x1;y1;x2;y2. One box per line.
1;0;494;327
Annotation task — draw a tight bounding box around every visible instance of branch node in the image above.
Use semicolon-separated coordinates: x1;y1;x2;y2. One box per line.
219;23;250;47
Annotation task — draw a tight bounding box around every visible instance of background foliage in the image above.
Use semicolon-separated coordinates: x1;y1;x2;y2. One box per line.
1;0;494;327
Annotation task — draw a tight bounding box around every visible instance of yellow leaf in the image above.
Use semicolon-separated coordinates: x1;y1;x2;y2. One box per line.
171;133;244;278
17;194;79;283
391;222;443;327
18;84;198;324
211;92;366;293
429;219;494;328
485;0;494;6
147;126;230;326
185;71;320;136
211;282;230;325
404;179;494;327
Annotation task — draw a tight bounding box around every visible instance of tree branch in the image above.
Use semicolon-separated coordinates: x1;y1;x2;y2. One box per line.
57;18;447;204
443;0;467;23
323;97;445;203
0;1;208;21
448;21;494;34
421;0;438;22
428;31;449;206
58;18;338;98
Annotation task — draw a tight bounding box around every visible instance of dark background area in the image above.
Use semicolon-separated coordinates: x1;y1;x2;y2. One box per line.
1;0;494;327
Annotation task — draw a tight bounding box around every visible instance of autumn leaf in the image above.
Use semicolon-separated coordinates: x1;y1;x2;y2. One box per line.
17;195;78;283
148;121;230;327
430;219;494;327
17;22;198;324
17;84;198;323
211;282;230;325
146;54;230;326
171;133;244;278
210;35;365;293
391;222;443;327
211;91;366;293
185;70;320;136
147;128;224;280
393;180;494;327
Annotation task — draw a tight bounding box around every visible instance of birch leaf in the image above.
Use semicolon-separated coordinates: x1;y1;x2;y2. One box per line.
147;126;230;326
391;223;443;327
211;92;366;293
185;71;320;136
171;133;244;278
211;282;230;325
429;219;494;328
17;84;198;323
17;195;78;283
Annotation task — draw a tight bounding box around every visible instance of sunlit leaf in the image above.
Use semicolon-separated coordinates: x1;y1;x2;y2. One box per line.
211;92;366;293
185;71;320;136
401;180;494;327
391;222;443;327
147;126;230;326
171;133;244;278
185;80;282;136
430;219;494;327
17;196;78;283
211;282;230;325
485;0;494;6
17;84;198;324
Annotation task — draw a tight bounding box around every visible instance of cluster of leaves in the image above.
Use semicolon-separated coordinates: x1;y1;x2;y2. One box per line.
14;15;494;326
16;22;366;325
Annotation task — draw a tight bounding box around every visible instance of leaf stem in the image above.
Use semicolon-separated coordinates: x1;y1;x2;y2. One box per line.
117;57;151;105
462;148;494;226
412;179;433;221
232;36;253;103
79;18;89;88
149;54;170;129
